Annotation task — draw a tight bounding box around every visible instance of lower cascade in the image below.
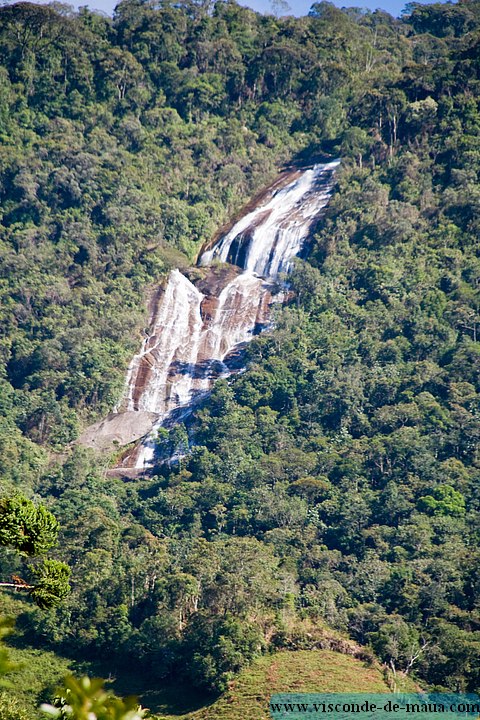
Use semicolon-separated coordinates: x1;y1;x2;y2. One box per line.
81;160;339;468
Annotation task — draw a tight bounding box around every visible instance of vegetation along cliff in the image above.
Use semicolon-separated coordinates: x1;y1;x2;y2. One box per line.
0;0;479;717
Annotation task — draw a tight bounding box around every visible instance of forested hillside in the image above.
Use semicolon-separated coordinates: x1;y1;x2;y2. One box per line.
1;0;480;716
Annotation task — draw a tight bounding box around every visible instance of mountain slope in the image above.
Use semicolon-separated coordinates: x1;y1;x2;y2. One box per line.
154;650;415;720
0;0;480;713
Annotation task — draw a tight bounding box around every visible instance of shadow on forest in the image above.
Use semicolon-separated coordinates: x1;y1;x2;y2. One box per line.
83;660;218;716
6;626;217;716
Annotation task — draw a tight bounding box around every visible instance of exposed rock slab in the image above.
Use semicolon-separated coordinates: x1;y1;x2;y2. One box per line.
79;410;158;451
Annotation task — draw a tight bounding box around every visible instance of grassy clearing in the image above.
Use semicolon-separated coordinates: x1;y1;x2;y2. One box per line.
151;650;416;720
0;594;75;719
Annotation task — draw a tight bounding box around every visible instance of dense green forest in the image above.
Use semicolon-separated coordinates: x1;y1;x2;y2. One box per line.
1;0;480;715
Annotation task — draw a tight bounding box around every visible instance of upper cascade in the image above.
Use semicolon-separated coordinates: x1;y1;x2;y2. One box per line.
200;160;340;278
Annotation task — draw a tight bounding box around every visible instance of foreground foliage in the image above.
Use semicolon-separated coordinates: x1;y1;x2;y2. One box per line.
41;676;148;720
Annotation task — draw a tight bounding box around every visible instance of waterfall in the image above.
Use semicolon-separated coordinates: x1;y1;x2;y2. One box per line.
82;160;339;467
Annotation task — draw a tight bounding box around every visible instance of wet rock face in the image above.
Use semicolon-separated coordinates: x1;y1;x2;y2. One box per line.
123;269;273;417
81;160;339;464
200;295;219;324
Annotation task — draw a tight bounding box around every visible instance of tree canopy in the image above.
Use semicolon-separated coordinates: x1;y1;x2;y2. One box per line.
0;495;70;609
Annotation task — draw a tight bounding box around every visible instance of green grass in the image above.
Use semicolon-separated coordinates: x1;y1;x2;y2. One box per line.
149;650;418;720
3;644;73;718
0;594;75;719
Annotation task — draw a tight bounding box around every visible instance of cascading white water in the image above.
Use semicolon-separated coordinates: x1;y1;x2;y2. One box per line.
105;160;339;468
125;270;205;416
201;162;338;277
126;269;271;417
